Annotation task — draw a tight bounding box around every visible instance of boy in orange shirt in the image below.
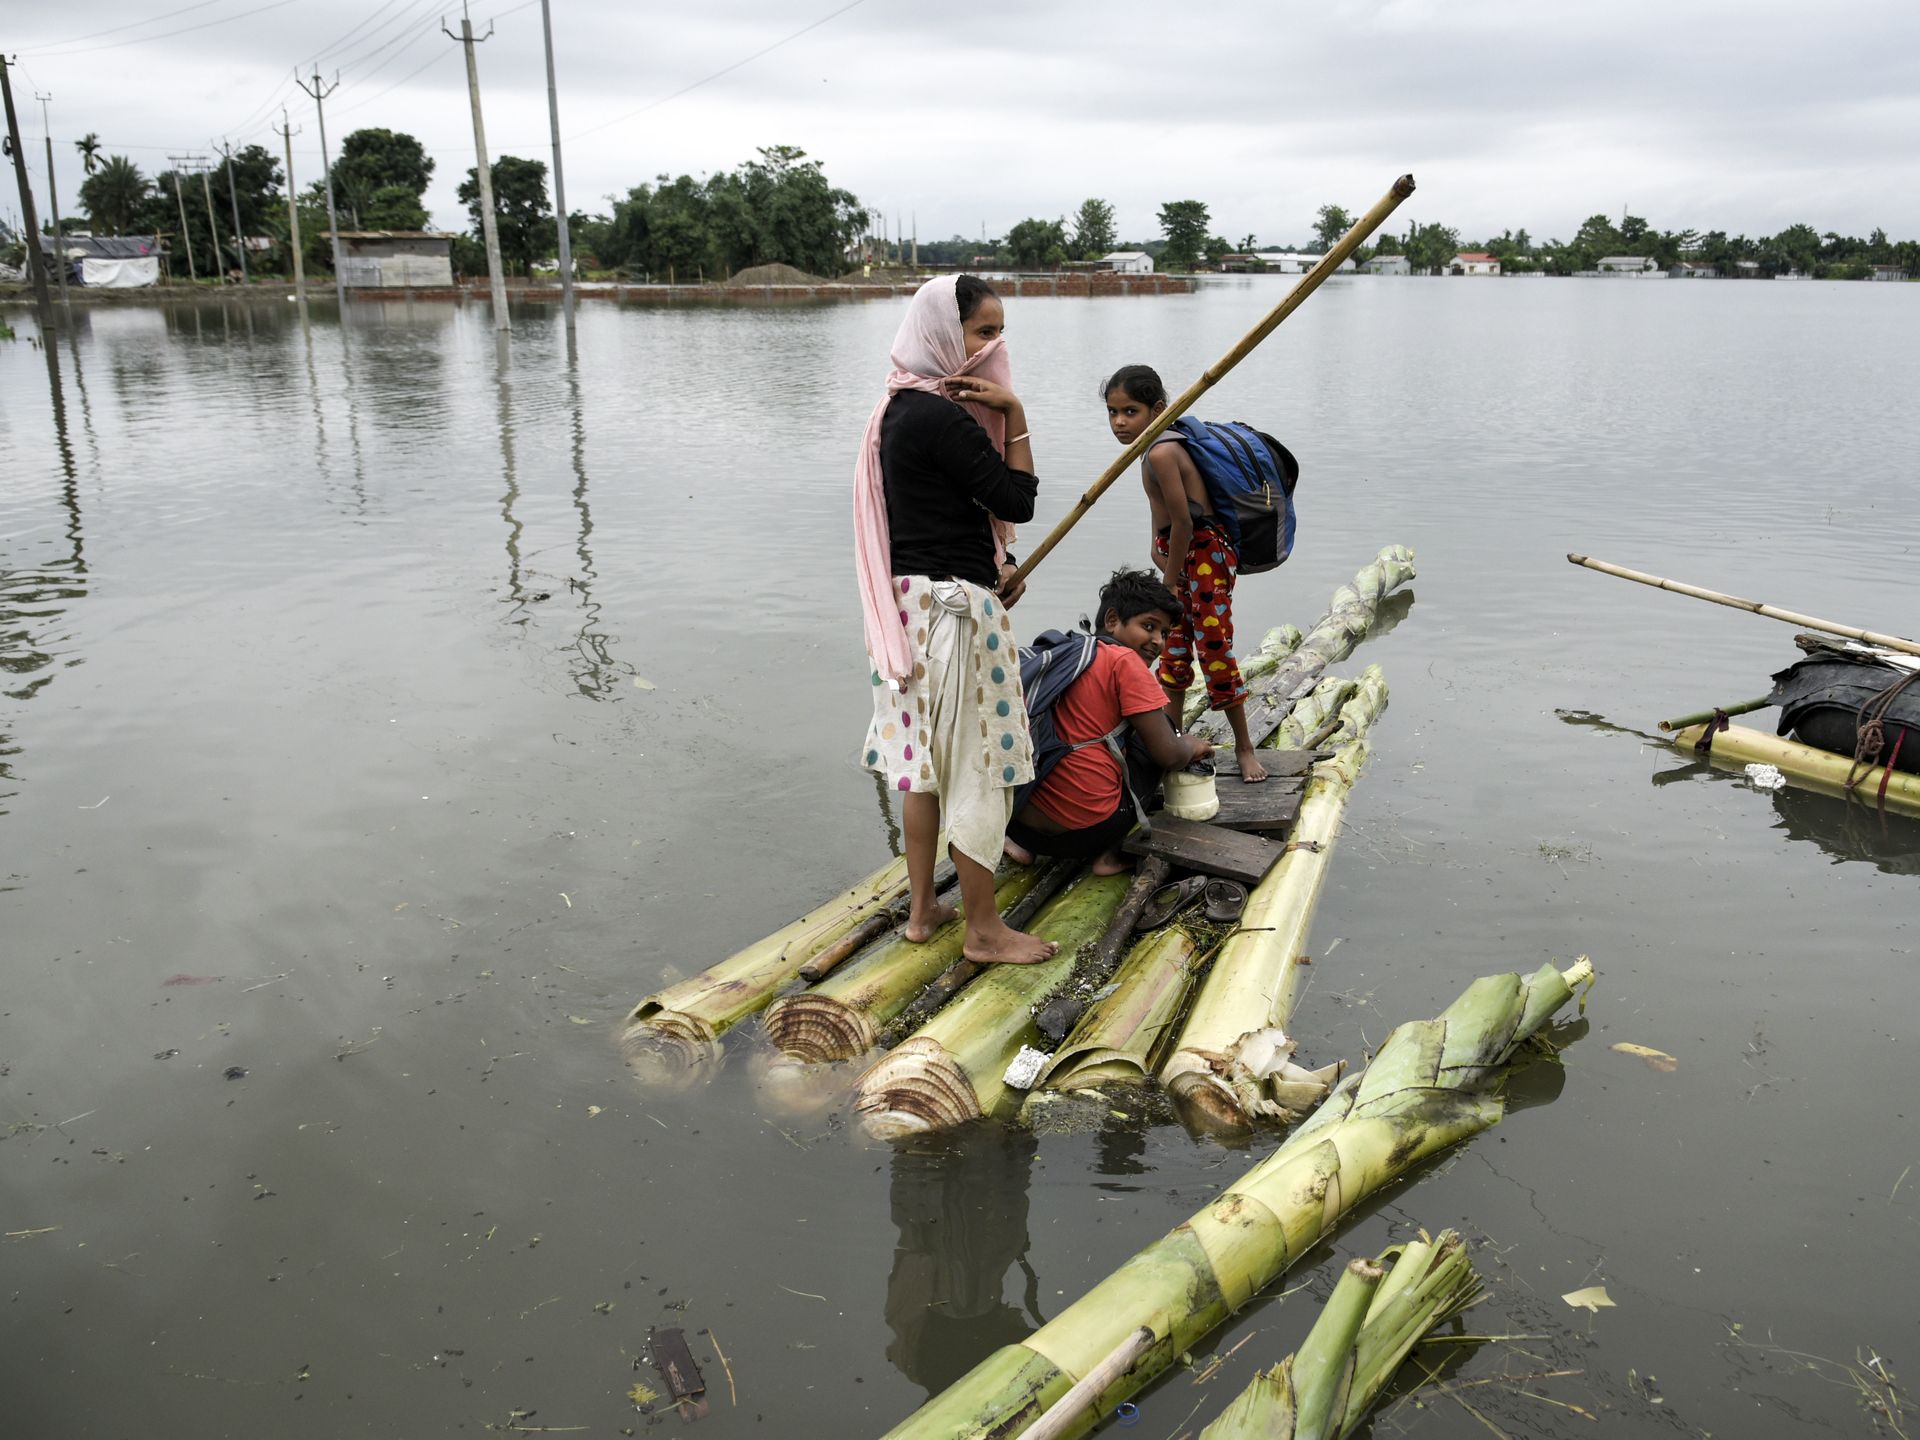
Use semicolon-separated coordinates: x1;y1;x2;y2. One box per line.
1004;569;1212;874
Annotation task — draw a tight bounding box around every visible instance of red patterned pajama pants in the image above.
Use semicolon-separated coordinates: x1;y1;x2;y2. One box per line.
1154;520;1248;712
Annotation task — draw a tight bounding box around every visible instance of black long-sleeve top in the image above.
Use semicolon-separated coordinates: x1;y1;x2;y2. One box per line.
880;389;1038;587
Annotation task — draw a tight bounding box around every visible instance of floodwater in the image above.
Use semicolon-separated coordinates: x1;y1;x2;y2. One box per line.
3;277;1916;1439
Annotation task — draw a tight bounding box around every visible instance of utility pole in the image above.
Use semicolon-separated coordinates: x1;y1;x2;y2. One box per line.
167;154;199;282
274;110;306;300
197;161;222;282
538;0;574;330
0;54;54;329
217;139;248;283
34;92;70;307
295;68;348;313
447;5;509;330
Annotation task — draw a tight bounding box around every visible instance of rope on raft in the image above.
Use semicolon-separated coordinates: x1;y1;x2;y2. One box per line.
1848;669;1920;807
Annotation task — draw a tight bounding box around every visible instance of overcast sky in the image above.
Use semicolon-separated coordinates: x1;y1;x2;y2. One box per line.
10;0;1920;246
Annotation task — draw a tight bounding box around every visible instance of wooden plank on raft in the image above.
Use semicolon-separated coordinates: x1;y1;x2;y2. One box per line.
1205;778;1306;833
1122;816;1284;885
1217;748;1324;778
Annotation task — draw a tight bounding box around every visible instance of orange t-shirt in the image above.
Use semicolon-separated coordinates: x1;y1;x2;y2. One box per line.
1028;643;1167;831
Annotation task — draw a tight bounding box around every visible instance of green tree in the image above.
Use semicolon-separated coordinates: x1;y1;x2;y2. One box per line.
1071;197;1116;259
361;184;430;231
79;154;149;235
1768;222;1820;275
207;144;283;261
458;155;553;275
333;128;434;228
1403;221;1459;274
1313;204;1352;252
75;133;103;175
1006;216;1067;269
1157;199;1211;272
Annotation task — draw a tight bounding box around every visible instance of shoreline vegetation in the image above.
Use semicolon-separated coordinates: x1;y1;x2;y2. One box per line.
9;126;1914;295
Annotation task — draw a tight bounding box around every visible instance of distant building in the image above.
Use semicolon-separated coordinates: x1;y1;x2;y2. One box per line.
1362;254;1411;276
1595;255;1660;275
1734;260;1763;278
1252;251;1356;274
39;233;162;288
1669;261;1719;278
1871;264;1910;282
337;231;456;288
1450;251;1500;276
1099;250;1154;275
1218;253;1265;273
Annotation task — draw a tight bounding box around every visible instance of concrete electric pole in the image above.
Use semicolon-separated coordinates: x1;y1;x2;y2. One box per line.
274;110;306;304
294;68;349;314
539;0;574;331
34;91;69;307
217;140;249;284
445;4;510;331
0;54;54;328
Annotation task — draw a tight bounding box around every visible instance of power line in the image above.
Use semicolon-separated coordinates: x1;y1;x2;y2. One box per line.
328;43;457;119
19;0;234;53
562;0;866;144
24;0;305;59
308;0;404;67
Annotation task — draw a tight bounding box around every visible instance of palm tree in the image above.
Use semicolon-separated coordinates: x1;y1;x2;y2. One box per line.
75;133;103;175
79;155;149;236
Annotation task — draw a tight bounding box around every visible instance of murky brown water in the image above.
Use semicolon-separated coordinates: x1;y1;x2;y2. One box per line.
3;279;1917;1437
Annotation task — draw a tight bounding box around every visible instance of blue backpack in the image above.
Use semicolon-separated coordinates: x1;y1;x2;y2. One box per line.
1012;629;1153;831
1159;418;1300;573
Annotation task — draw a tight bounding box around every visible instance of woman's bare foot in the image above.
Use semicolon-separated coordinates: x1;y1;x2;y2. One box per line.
963;918;1059;966
903;899;960;942
1003;836;1036;865
1091;847;1133;876
1236;744;1269;783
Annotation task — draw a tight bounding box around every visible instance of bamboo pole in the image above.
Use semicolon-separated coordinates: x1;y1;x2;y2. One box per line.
878;959;1593;1440
1567;554;1920;658
1007;176;1417;588
763;863;1055;1064
1670;721;1920;819
1657;697;1771;732
1023;1328;1155;1440
853;872;1133;1139
619;851;914;1079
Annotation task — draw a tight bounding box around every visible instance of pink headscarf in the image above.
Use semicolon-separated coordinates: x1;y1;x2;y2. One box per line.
853;274;1017;682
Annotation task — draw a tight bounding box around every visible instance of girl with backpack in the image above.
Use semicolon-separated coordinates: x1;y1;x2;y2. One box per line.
853;275;1059;967
1102;364;1299;784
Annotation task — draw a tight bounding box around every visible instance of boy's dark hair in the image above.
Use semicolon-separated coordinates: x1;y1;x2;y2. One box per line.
1101;364;1167;407
955;274;998;321
1098;566;1182;627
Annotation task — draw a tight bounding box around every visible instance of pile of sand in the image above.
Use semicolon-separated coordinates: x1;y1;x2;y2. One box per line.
726;262;825;287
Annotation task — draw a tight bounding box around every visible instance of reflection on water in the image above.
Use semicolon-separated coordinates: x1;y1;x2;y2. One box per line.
0;342;88;816
1652;755;1920;871
885;1127;1042;1397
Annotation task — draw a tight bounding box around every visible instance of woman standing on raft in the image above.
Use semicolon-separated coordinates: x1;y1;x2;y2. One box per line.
854;275;1059;966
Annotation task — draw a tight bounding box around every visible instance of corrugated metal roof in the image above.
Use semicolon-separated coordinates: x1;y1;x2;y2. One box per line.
39;235;163;258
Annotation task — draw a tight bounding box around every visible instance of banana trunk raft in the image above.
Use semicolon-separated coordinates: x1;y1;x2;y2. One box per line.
620;546;1417;1120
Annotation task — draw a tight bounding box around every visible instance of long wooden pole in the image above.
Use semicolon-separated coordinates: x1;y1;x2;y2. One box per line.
1567;554;1920;658
1007;174;1415;588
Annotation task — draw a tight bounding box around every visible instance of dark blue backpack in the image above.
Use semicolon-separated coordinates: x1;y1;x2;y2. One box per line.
1161;418;1300;573
1012;629;1153;831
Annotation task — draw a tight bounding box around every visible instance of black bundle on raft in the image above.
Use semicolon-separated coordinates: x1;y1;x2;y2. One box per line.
1768;640;1920;774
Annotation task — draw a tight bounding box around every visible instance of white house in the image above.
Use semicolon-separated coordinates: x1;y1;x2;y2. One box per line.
1595;255;1660;275
1099;251;1154;275
1362;254;1411;276
1450;251;1501;276
1871;264;1910;282
1252;251;1357;274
